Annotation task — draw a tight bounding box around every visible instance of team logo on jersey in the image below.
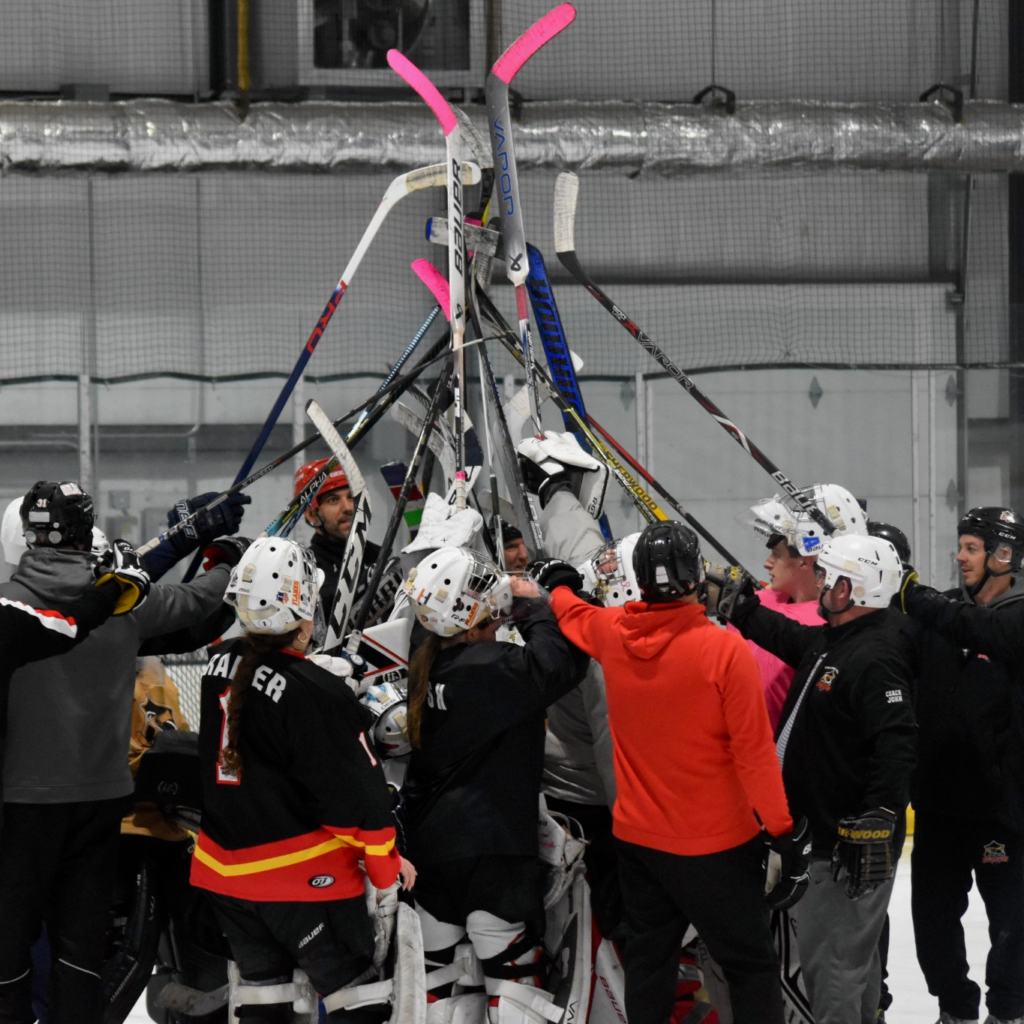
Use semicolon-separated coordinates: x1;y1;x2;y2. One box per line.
308;874;336;888
815;667;838;692
982;841;1009;865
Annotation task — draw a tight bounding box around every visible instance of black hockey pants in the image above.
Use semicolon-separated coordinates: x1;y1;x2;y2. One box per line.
615;836;784;1024
912;811;1024;1021
0;796;126;1024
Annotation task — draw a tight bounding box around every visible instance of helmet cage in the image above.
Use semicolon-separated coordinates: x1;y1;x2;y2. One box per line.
588;533;642;607
738;483;867;556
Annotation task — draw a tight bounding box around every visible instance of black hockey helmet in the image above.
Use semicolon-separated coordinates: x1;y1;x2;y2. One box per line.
957;506;1024;574
632;520;702;603
20;480;95;549
867;521;911;566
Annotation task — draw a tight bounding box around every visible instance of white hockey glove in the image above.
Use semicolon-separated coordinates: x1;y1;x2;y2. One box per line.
401;492;483;554
516;431;609;519
307;651;366;694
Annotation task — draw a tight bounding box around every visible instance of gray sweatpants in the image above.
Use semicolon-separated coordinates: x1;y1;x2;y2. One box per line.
790;855;895;1024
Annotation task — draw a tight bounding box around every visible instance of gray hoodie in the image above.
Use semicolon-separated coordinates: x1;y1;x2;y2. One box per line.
1;548;230;804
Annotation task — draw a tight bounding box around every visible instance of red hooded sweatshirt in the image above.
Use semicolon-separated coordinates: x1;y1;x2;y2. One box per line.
549;589;793;855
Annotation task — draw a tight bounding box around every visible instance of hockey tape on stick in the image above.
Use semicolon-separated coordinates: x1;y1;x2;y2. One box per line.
428;216;500;257
553;171;834;537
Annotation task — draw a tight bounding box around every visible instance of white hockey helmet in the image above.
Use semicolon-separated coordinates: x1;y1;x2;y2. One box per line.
403;546;513;637
1;498;26;567
737;483;867;557
225;537;323;635
361;681;411;758
587;533;642;607
91;527;111;559
814;534;903;609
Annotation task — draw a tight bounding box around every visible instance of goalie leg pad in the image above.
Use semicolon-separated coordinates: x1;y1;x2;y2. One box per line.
228;961;317;1023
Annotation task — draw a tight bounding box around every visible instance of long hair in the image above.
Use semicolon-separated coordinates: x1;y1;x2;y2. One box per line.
219;629;298;778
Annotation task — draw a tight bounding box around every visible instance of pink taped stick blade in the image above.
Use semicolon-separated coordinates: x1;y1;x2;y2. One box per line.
386;50;458;137
492;3;577;85
411;259;452;322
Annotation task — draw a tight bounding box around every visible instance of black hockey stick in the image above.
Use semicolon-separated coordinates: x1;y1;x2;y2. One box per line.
553;171;835;538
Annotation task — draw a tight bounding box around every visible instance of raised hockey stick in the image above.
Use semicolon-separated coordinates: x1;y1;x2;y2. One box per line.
136;336;451;557
525;242;613;541
486;3;577;433
553;172;835;537
180;161;477;580
380;462;426;541
352;355;453;635
387;50;470;512
306;400;372;654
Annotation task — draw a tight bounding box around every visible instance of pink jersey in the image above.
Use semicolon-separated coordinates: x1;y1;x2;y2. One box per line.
729;589;821;730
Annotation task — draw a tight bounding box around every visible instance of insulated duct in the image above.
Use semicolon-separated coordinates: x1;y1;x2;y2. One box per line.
3;97;1024;175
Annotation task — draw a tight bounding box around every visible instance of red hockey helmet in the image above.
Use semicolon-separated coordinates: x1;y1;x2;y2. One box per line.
293;458;349;511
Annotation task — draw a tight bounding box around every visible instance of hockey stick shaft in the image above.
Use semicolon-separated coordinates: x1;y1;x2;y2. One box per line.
553;171;834;536
486;5;576;430
353;356;453;634
388;50;470;511
477;347;505;570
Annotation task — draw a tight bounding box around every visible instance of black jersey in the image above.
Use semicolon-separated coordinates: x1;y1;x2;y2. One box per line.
403;598;584;866
190;638;399;902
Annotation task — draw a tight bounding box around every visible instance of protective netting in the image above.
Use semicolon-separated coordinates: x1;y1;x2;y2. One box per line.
0;0;1015;383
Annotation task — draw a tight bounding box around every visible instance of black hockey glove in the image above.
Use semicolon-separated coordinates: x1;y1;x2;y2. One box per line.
892;567;920;614
517;452;572;509
94;539;151;614
831;807;897;901
166;491;252;557
528;559;585;595
763;816;811;911
201;535;252;572
716;568;758;625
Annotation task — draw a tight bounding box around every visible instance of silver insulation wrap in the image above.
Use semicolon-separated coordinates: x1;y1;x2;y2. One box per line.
3;98;1024;175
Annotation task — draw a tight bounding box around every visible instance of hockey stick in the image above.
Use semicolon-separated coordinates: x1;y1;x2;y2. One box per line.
486;3;577;433
387;50;470;511
477;347;505;570
380;463;426;541
179;161;477;580
352;355;453;635
135;335;451;557
553;172;835;537
428;216;500;258
525;242;613;541
306;401;372;654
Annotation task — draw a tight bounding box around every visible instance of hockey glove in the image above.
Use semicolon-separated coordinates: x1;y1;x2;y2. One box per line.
528;559;586;595
165;491;252;557
201;535;252;572
516;431;609;518
94;539;151;614
716;568;759;625
763;817;811;911
893;567;920;614
832;807;898;901
703;562;745;619
308;650;367;694
402;492;483;554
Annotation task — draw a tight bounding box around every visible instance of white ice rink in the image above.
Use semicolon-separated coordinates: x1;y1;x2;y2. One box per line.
126;845;991;1024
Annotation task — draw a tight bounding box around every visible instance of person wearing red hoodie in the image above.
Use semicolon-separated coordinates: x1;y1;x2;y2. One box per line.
521;520;809;1024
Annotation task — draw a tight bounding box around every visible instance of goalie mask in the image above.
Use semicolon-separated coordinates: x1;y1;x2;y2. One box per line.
361;681;411;758
225;538;323;635
20;481;95;549
403;547;513;637
587;533;642;607
814;534;902;611
738;482;867;557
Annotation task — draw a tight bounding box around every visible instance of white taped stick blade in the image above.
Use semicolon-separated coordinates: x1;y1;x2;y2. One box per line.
307;400;369;499
553;172;580;253
392;902;427;1024
453;108;492;169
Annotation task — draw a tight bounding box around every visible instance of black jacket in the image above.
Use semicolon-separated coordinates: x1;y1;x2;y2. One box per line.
403;598;584;866
736;605;917;855
904;578;1024;831
310;532;381;635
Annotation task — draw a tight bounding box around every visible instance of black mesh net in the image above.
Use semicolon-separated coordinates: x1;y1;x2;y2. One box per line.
0;0;1015;384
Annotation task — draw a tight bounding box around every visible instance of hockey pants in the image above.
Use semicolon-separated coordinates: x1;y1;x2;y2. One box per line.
0;797;126;1024
614;836;783;1024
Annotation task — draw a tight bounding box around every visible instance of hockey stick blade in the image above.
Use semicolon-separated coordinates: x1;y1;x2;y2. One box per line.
553;171;835;537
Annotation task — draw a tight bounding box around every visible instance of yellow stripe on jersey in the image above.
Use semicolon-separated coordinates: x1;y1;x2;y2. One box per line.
194;833;395;877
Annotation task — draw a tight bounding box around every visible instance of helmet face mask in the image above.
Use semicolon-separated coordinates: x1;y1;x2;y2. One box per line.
404;547;513;637
738;483;867;556
225;538;321;635
588;533;642;607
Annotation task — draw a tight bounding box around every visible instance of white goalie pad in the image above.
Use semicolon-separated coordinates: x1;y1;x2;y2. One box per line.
227;962;318;1023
